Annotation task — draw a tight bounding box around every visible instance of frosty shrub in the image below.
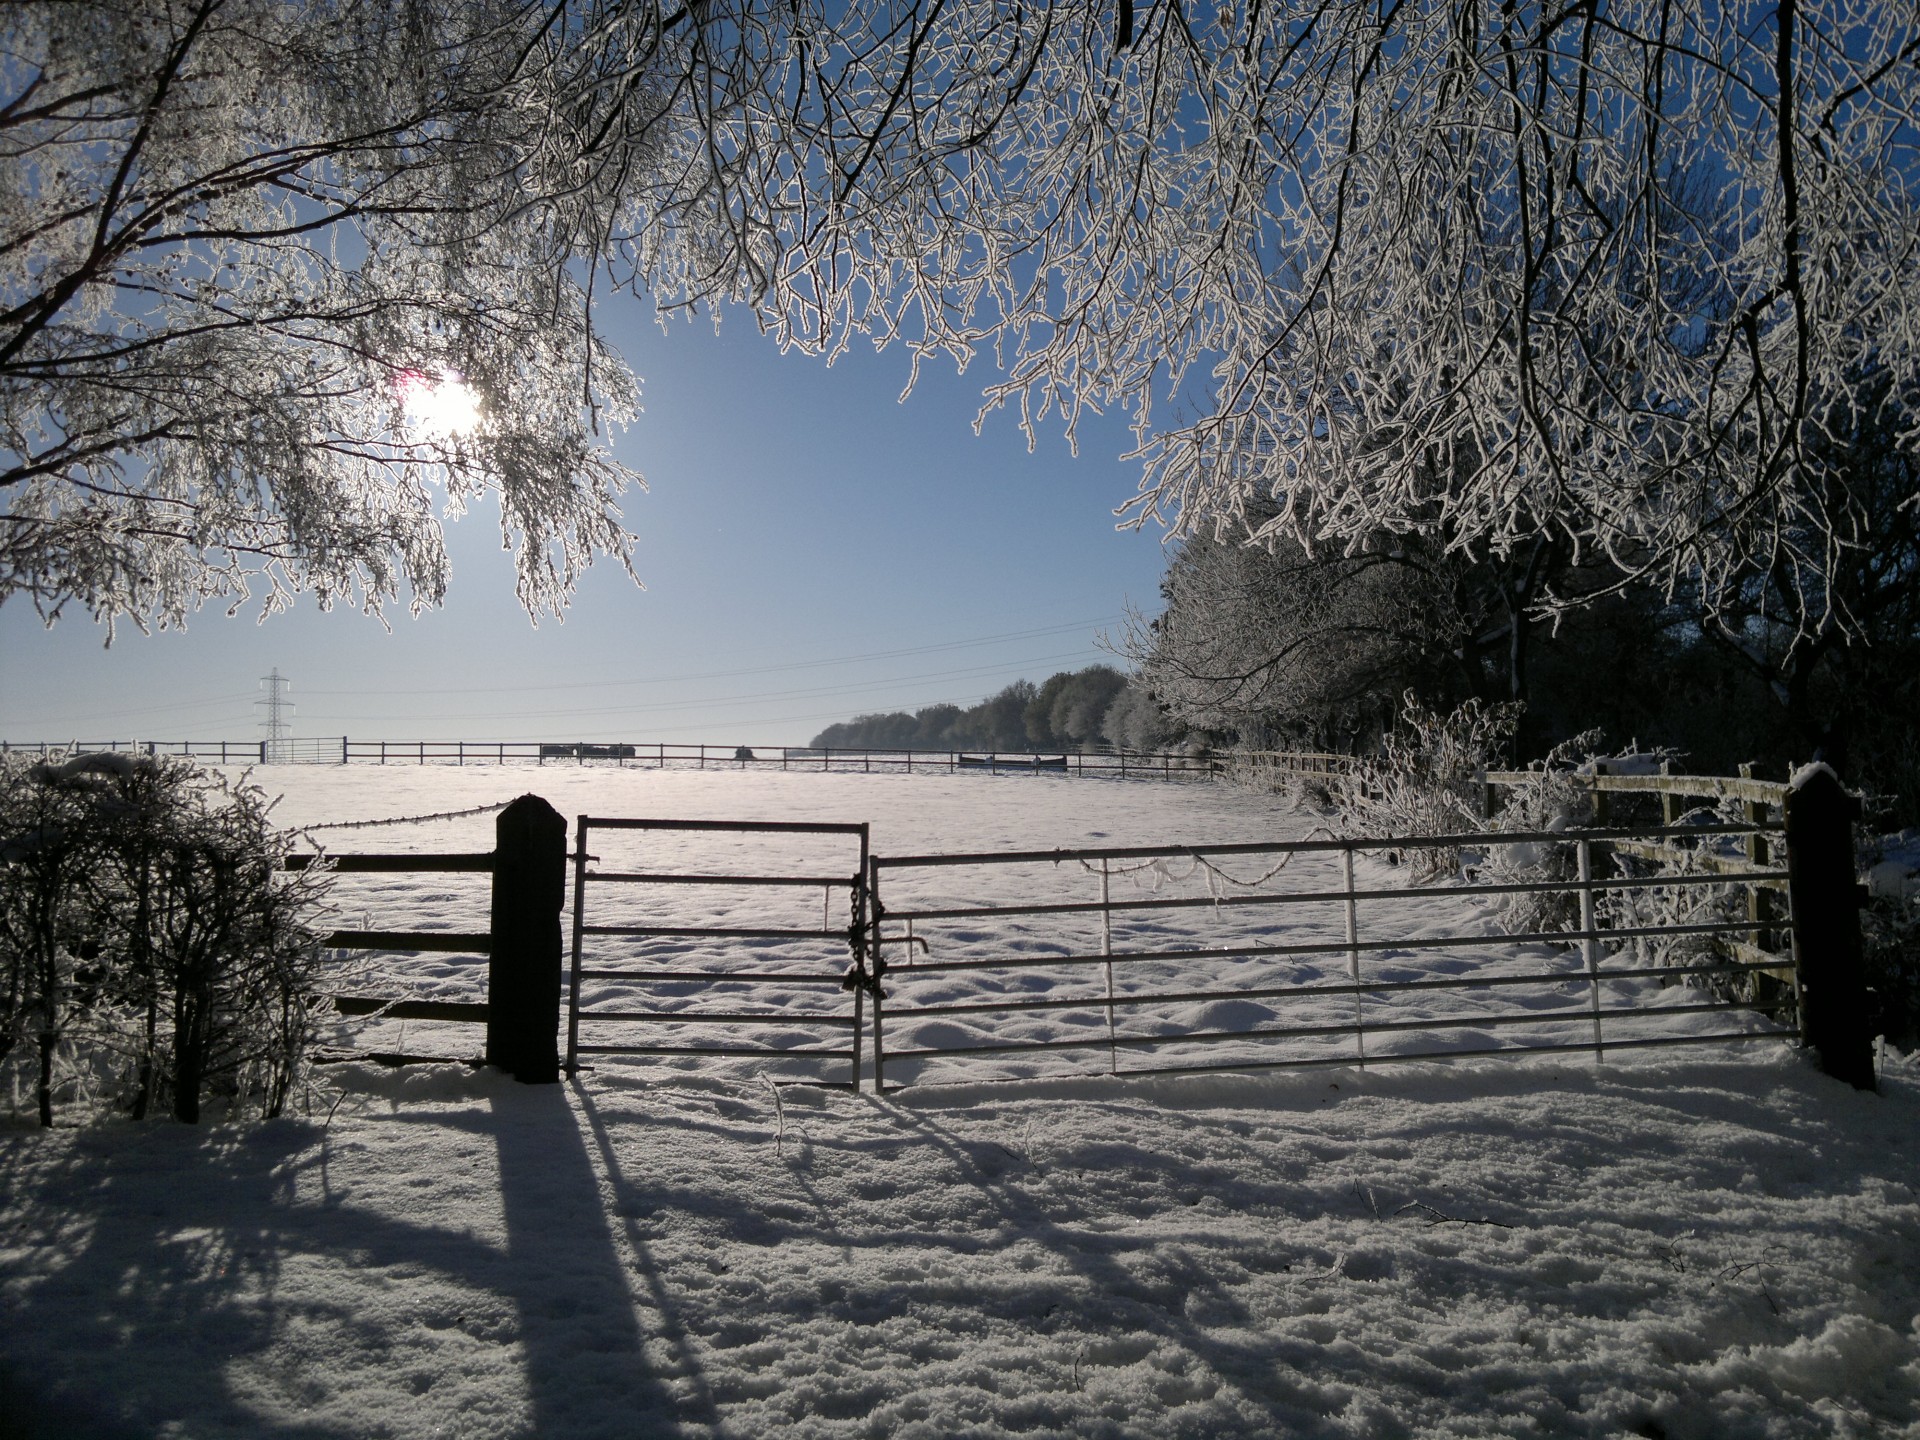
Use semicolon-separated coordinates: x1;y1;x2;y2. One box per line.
0;754;329;1125
1468;732;1611;935
1219;749;1344;814
1600;819;1759;1004
1863;908;1919;1054
1583;772;1800;1017
1329;694;1522;882
1491;742;1774;996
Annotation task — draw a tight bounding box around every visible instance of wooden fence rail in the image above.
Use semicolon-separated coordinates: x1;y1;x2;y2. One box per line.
287;794;566;1079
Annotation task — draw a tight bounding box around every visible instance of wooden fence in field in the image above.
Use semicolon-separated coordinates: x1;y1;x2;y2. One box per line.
287;795;566;1080
7;737;1215;778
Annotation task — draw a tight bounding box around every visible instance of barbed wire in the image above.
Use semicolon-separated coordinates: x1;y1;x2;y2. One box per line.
296;800;514;833
1078;826;1345;897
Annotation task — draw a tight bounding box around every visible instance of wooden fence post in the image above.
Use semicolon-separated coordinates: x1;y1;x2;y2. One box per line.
1784;767;1874;1091
487;793;567;1084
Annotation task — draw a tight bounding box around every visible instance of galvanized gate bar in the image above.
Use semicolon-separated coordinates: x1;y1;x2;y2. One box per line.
1128;1030;1785;1080
880;867;1791;925
879;1006;1774;1075
574;1043;853;1058
574;969;849;984
876;957;1791;1018
581;924;851;939
587;872;854;886
874;820;1775;870
577;1011;860;1026
581;817;870;834
874;919;1797;973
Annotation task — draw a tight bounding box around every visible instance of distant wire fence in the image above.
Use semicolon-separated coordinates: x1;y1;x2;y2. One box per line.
1;736;1217;778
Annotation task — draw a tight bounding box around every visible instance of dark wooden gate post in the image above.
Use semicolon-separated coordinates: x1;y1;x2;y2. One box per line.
1785;766;1875;1091
488;793;567;1083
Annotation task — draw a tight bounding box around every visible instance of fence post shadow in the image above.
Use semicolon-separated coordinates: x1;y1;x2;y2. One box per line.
488;1082;703;1437
567;1080;728;1435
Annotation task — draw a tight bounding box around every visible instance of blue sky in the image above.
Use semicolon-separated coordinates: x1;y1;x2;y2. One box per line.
0;300;1171;747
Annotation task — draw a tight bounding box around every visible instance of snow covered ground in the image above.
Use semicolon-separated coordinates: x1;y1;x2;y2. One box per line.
2;767;1912;1438
3;1052;1916;1438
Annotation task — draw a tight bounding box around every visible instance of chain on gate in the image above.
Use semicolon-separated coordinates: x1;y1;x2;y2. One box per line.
841;871;886;1000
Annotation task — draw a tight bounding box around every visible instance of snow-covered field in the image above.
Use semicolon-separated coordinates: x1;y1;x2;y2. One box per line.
2;767;1913;1438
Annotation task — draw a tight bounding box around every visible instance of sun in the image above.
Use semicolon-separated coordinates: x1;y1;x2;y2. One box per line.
396;368;481;438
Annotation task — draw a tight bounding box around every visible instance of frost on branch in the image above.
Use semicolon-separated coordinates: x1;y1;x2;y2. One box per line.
619;0;1920;634
10;1;1917;636
0;0;650;632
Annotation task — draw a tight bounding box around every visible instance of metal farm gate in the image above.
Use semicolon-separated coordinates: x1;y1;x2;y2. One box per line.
863;821;1806;1092
564;818;874;1087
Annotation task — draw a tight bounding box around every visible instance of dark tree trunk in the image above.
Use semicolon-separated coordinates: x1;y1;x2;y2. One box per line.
37;1032;54;1127
172;970;211;1124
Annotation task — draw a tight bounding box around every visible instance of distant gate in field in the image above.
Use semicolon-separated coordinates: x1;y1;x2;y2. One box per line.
564;817;872;1087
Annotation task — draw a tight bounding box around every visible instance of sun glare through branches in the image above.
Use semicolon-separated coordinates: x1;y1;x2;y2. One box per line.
397;370;482;439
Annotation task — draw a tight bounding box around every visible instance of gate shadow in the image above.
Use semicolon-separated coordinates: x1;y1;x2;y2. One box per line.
0;1082;711;1439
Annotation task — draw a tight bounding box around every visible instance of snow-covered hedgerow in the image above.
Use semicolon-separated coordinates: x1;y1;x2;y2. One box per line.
1314;700;1785;1002
0;754;330;1125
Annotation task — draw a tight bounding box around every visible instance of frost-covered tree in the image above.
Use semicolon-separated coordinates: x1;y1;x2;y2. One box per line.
1;0;652;630
610;0;1920;636
1696;373;1920;796
1023;666;1128;749
1100;680;1172;754
1133;524;1474;747
14;1;1919;639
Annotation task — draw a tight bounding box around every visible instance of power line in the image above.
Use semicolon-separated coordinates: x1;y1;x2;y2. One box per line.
297;615;1127;697
0;693;257;726
295;648;1105;725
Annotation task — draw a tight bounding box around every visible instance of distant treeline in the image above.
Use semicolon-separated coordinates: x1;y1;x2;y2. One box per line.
810;666;1168;753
